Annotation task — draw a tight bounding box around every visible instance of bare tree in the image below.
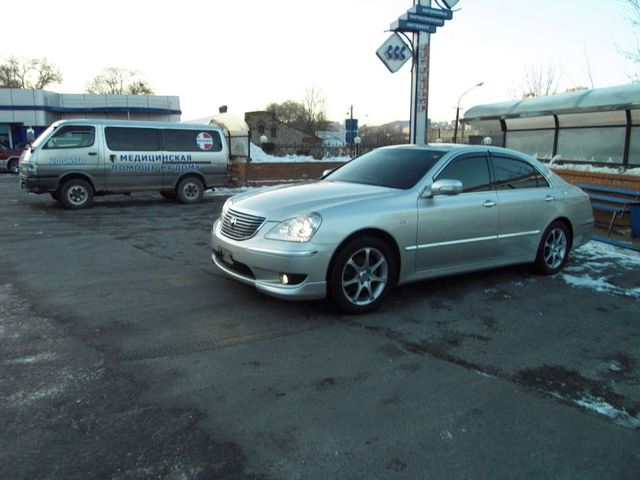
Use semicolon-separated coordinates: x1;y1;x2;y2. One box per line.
512;64;560;99
86;67;154;95
265;88;328;135
266;100;306;126
32;58;63;90
620;0;640;78
0;56;62;89
302;87;328;134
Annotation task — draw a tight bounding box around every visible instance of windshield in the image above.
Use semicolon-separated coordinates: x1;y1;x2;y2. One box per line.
31;124;58;149
326;147;446;189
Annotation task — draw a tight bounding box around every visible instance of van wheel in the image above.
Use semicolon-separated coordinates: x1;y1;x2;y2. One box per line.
176;176;204;204
8;159;19;174
60;179;94;209
159;191;177;200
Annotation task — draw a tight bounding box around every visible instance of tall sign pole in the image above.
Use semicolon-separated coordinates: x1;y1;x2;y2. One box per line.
378;1;457;145
410;0;431;145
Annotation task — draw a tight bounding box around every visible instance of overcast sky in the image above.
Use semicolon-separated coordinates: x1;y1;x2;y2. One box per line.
4;0;638;126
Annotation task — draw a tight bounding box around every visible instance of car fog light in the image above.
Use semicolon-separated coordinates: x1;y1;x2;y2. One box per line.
279;273;307;286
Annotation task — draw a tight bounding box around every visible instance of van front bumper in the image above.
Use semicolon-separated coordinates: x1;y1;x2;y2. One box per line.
20;174;56;193
210;219;332;300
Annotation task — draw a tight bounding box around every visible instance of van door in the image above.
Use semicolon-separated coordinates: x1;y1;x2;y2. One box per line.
36;124;104;188
104;126;162;191
161;128;227;188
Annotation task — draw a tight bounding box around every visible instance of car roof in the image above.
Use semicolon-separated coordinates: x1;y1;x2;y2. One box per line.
379;143;537;161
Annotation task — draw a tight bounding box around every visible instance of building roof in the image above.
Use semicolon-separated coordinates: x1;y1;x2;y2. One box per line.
463;83;640;122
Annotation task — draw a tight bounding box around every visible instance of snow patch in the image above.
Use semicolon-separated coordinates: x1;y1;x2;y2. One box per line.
558;241;640;298
249;143;350;163
6;352;58;364
575;396;640;429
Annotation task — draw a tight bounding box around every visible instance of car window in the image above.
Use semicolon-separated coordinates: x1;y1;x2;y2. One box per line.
326;148;445;189
44;126;95;149
105;127;160;151
435;155;491;193
162;129;222;152
492;156;545;190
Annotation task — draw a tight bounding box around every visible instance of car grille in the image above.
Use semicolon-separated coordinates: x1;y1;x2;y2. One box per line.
220;208;266;241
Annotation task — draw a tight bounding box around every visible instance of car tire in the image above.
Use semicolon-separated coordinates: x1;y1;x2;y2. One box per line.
7;158;19;174
159;191;177;200
176;176;204;204
534;220;571;275
60;178;94;209
328;236;396;314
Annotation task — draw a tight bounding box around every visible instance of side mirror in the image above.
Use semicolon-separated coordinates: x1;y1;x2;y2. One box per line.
321;168;333;179
423;179;463;198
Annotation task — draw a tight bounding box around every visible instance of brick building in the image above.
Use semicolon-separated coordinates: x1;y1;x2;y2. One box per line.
245;111;322;157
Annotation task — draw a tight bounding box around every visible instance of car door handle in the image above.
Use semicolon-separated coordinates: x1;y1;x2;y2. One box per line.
88;152;97;156
545;195;555;202
483;200;496;208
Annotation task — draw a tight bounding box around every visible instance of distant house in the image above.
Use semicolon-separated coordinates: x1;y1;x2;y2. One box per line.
245;111;323;157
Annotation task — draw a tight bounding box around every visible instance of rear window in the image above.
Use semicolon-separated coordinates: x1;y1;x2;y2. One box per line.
326;148;445;189
162;129;223;152
105;127;160;151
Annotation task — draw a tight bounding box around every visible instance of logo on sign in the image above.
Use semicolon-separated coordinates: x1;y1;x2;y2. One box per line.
196;132;214;151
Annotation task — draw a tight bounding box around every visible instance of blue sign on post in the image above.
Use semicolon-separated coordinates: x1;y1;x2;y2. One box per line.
390;19;437;34
409;5;454;20
401;13;445;27
345;119;358;145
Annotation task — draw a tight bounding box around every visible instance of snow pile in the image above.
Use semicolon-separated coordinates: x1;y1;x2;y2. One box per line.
550;163;640;176
206;186;269;197
249;143;350;163
559;241;640;298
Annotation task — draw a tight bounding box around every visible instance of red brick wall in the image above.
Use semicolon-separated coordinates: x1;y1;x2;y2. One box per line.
230;161;345;186
230;161;640;190
551;169;640;190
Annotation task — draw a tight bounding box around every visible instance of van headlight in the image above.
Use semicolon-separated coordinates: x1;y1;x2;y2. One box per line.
266;213;322;243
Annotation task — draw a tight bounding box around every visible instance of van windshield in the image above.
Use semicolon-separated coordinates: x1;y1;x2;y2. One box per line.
31;124;57;149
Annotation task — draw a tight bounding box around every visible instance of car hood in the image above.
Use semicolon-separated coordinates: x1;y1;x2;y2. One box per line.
230;181;399;220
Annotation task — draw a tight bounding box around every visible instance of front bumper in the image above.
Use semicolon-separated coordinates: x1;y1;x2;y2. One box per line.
210;219;332;300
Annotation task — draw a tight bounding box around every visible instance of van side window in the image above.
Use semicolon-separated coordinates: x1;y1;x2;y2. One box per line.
436;155;491;193
492;156;546;190
163;130;223;152
105;127;159;151
44;126;95;149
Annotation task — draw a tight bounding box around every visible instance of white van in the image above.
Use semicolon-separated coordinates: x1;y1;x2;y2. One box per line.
20;119;230;208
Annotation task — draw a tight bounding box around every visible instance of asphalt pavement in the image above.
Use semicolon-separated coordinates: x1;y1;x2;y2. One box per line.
1;174;639;480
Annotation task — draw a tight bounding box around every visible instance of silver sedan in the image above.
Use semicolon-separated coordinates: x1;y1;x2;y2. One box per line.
211;145;593;313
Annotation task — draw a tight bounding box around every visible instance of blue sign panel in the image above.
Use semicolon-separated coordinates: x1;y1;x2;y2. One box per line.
409;5;453;20
345;119;358;145
390;19;437;34
401;13;445;27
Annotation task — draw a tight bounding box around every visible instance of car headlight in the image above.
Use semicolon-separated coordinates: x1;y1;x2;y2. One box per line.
265;213;322;243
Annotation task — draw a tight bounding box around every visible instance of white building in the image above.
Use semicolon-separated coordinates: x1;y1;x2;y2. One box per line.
0;88;181;148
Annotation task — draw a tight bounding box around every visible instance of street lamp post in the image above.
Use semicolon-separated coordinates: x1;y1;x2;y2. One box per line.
453;81;483;144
